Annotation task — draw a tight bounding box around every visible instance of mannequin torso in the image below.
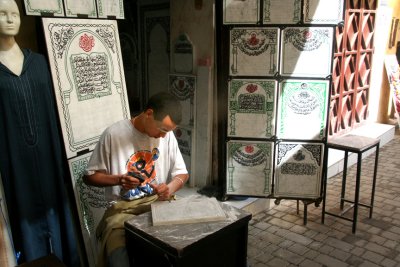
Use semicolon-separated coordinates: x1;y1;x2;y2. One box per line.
0;41;23;75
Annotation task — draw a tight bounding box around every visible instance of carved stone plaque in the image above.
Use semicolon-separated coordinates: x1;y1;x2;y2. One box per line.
280;27;333;77
227;79;276;138
303;0;344;24
68;153;107;267
223;0;260;24
263;0;301;24
274;142;324;199
226;140;273;197
173;33;193;74
23;0;65;16
42;18;130;158
64;0;97;17
151;196;226;226
277;80;329;140
230;27;279;76
168;74;196;127
174;126;192;178
96;0;125;19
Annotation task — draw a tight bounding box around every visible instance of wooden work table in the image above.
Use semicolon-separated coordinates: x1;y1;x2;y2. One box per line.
125;201;252;267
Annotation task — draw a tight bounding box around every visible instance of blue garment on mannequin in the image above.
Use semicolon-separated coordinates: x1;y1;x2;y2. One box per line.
0;49;80;266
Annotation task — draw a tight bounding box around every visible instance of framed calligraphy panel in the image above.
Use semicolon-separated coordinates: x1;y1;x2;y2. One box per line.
263;0;301;24
96;0;125;19
168;74;196;127
277;80;329;140
230;27;279;76
274;142;324;199
226;140;273;197
223;0;260;24
64;0;97;18
227;79;276;138
280;27;333;77
42;18;130;158
68;152;108;267
174;126;193;184
303;0;344;24
23;0;64;16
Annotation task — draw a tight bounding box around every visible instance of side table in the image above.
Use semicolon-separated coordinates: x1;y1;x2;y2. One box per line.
321;134;380;233
125;201;252;267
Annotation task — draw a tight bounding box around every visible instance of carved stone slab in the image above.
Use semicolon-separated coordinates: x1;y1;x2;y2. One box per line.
63;0;97;17
168;74;196;127
68;153;107;267
173;126;192;181
96;0;125;19
227;79;276;138
303;0;344;24
173;33;193;74
230;27;279;76
274;142;324;199
280;27;333;77
42;18;130;158
223;0;260;24
277;80;329;140
151;196;226;226
263;0;301;24
226;140;273;197
23;0;65;16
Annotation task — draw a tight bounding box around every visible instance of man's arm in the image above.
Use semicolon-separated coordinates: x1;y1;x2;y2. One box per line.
152;173;189;201
83;171;141;190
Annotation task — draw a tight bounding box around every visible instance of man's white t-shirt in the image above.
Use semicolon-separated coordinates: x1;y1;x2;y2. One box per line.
85;119;188;203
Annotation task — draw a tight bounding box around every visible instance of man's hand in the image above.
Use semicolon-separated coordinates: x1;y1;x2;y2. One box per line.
151;183;172;201
120;173;141;190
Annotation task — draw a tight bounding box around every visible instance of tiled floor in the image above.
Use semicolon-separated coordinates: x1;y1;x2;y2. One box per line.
247;128;400;267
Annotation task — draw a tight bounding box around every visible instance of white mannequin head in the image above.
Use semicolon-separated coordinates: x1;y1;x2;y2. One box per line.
0;0;20;38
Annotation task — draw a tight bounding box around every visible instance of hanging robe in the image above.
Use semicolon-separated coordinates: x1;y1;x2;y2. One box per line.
0;49;80;266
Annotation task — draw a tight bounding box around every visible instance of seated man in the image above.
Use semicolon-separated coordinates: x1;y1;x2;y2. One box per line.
84;92;189;267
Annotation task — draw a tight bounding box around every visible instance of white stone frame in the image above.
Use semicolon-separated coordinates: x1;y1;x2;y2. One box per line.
68;152;107;267
23;0;64;16
226;140;274;197
274;142;324;199
96;0;125;19
42;18;130;158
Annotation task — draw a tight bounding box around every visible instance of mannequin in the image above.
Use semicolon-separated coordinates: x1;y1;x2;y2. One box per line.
0;0;23;75
0;0;80;265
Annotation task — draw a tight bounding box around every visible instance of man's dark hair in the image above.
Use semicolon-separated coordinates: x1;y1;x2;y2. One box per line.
145;92;182;124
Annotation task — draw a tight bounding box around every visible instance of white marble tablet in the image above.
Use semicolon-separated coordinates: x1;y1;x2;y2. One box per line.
280;27;333;77
64;0;97;17
23;0;64;16
174;126;193;179
226;140;273;197
223;0;260;24
303;0;344;24
263;0;301;24
151;196;226;226
96;0;125;19
42;18;130;158
230;27;279;76
168;74;196;127
277;80;329;140
68;153;107;267
274;142;324;199
227;79;276;138
173;33;193;74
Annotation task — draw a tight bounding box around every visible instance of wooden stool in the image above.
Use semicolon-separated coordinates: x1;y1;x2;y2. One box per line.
321;134;379;233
